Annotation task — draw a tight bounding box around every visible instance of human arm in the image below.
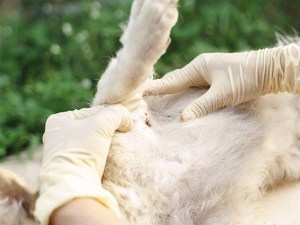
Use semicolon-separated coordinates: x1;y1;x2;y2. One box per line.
144;43;300;120
50;198;124;225
35;105;133;225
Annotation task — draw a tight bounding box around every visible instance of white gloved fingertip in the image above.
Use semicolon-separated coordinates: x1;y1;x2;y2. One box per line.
118;116;134;132
180;110;197;122
108;104;134;132
143;81;159;96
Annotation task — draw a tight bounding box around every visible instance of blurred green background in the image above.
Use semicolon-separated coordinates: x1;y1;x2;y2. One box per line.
0;0;300;158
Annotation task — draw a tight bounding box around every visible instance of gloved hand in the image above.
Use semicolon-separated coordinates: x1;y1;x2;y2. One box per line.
35;105;133;225
144;43;300;120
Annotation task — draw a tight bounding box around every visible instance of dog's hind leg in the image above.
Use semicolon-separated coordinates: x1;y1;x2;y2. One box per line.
93;0;179;110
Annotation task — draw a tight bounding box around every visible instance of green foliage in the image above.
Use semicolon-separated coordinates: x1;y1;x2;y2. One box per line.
0;0;300;157
158;0;300;73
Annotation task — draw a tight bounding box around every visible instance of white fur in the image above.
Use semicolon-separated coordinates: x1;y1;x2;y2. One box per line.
101;90;300;225
93;0;178;109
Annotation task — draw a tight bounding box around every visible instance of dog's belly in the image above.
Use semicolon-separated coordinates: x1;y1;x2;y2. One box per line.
103;88;300;225
0;89;299;225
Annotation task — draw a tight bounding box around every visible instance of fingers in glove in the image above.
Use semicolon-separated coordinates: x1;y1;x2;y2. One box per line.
94;105;134;133
45;105;133;133
144;55;210;96
72;106;107;119
144;69;193;96
181;86;228;121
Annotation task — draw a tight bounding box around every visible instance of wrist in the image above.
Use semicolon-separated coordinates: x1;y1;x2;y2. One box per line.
35;153;121;225
50;198;125;225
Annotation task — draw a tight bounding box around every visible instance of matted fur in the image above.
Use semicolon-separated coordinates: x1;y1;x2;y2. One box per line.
0;168;39;225
1;0;300;224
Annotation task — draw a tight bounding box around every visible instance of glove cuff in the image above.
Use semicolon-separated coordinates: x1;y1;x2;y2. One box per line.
35;153;120;225
268;43;300;94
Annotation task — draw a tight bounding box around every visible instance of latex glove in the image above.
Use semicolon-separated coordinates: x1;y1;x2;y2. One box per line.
35;105;133;225
144;43;300;120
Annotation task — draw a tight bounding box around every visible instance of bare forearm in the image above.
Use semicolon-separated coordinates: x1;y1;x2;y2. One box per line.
50;198;126;225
